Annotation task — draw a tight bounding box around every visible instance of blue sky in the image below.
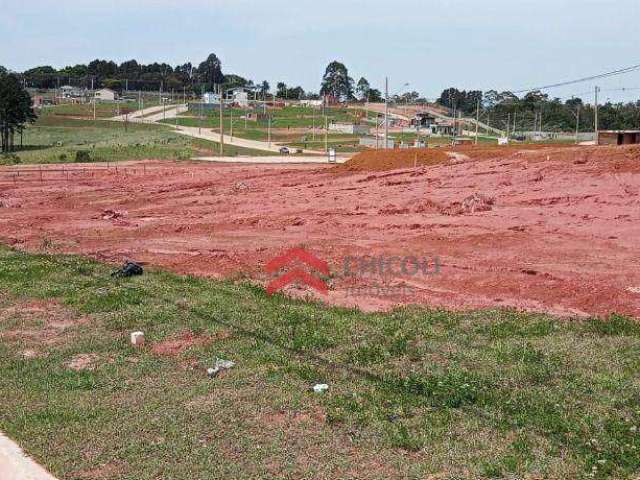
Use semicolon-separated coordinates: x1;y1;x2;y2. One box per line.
1;0;638;101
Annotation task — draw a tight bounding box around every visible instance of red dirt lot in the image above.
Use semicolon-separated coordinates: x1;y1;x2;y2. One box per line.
1;144;640;318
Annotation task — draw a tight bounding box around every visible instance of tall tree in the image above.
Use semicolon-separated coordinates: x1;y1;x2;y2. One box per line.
287;86;305;99
320;61;354;101
367;88;383;102
197;53;224;89
259;80;270;96
0;71;37;153
355;77;370;102
223;74;249;90
276;82;287;98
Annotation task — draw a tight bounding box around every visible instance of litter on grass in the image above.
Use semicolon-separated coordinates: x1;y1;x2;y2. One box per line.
207;358;236;378
111;261;144;278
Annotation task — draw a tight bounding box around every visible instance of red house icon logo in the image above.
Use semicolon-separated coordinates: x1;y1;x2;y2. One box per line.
266;248;329;295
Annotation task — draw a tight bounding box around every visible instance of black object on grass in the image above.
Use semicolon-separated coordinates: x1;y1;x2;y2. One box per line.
111;261;144;278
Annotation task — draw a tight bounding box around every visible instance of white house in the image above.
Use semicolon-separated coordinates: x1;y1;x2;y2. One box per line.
94;88;116;102
60;85;83;98
202;92;221;104
232;90;249;107
300;99;323;108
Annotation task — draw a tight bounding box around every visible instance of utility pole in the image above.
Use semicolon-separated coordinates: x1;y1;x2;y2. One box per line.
575;105;581;144
594;86;600;145
506;113;511;138
325;115;329;153
475;98;480;145
199;100;203;135
384;77;389;149
93;99;96;121
219;84;224;156
452;105;456;141
539;112;543;135
230;107;233;138
513;111;517;137
268;116;272;147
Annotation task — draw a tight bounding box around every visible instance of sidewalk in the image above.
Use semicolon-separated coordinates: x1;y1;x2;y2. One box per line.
0;433;58;480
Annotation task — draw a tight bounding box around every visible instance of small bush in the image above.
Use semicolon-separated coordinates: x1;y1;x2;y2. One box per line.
0;153;21;165
176;149;191;160
75;150;92;163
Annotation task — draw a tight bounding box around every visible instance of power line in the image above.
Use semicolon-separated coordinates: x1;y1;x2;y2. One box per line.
512;62;640;94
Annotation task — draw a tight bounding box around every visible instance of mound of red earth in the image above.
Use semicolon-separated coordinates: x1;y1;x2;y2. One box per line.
337;143;598;172
337;148;451;171
1;144;640;318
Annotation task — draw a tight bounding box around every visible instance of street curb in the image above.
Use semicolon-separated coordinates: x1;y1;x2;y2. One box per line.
0;432;59;480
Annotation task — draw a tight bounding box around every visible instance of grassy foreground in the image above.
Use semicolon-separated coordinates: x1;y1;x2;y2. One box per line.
1;246;639;479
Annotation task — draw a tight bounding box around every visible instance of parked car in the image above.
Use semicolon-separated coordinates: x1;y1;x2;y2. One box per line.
279;147;290;155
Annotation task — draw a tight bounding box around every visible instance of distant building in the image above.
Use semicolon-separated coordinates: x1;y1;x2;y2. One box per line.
60;85;83;98
598;130;640;146
412;112;437;127
95;88;116;102
359;136;395;149
300;99;323;108
202;92;222;104
329;122;370;135
232;89;249;107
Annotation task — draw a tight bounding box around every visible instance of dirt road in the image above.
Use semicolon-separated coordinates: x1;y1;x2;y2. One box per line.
112;105;325;156
1;145;639;318
193;155;346;164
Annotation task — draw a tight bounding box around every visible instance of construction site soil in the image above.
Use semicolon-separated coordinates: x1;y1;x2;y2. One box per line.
1;143;639;318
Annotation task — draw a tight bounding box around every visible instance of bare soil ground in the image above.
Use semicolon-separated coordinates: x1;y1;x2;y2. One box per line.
1;144;639;318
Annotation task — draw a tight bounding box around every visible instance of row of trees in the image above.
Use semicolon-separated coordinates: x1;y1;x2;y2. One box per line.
18;54;391;103
18;53;302;98
437;87;640;132
22;54;226;92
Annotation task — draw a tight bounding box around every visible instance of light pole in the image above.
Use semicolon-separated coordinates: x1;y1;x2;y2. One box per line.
594;86;600;145
384;77;389;149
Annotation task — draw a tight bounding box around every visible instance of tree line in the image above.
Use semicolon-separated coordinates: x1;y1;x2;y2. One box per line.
16;54;393;103
437;87;640;132
16;53;307;98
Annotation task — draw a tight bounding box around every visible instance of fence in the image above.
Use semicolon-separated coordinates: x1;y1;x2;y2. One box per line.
0;164;161;183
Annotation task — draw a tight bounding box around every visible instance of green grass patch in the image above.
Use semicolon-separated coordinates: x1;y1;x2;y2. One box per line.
3;113;268;165
0;247;639;478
